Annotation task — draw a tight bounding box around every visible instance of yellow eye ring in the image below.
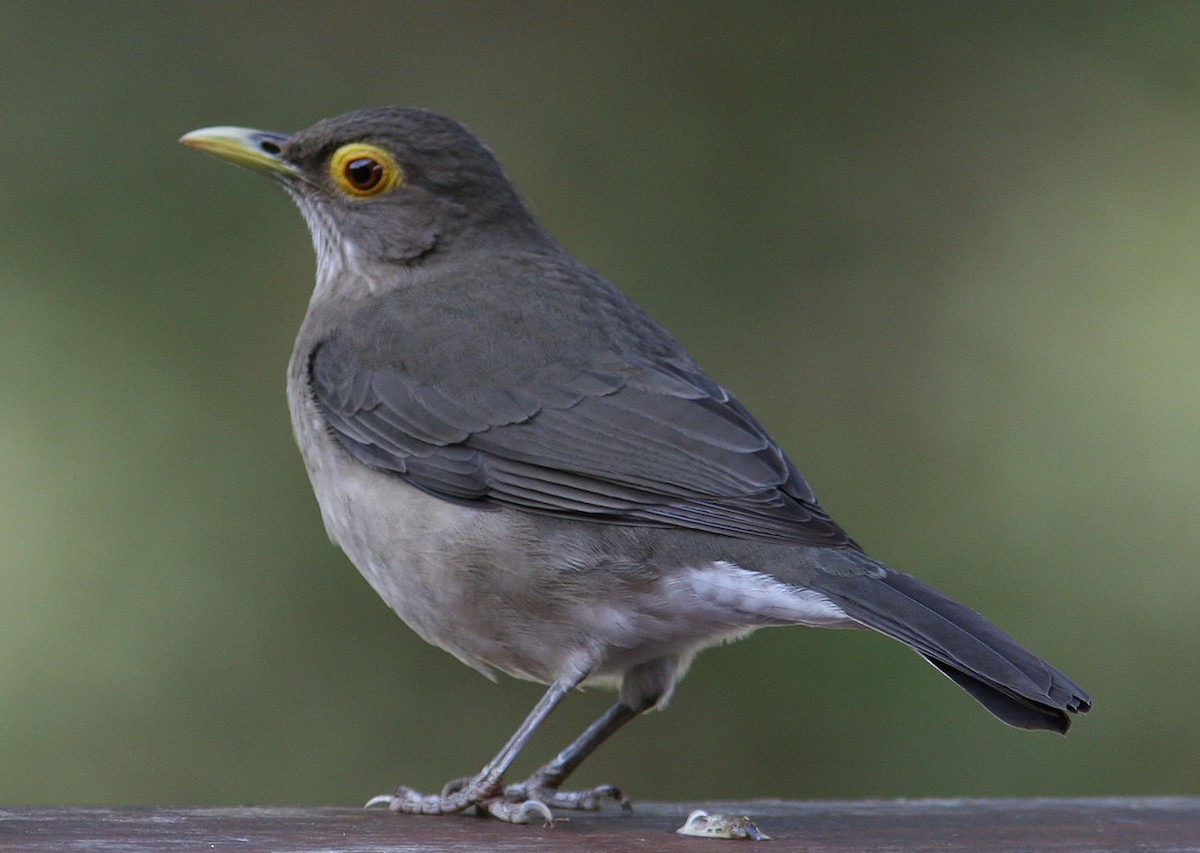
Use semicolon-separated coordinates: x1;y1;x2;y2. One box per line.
329;143;403;198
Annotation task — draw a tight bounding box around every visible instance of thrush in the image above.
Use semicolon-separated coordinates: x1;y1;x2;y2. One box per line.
181;107;1090;825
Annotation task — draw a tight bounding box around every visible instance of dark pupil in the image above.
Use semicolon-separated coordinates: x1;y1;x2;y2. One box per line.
346;157;382;190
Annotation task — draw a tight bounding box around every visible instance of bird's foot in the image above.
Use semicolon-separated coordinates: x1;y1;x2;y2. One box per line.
501;775;631;812
365;770;628;824
364;777;554;825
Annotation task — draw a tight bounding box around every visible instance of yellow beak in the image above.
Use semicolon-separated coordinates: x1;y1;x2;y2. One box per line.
179;126;302;180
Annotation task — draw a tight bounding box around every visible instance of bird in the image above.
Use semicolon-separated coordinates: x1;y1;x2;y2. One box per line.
180;107;1091;824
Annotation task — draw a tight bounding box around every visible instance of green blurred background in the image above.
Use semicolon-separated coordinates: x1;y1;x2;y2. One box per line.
1;0;1196;806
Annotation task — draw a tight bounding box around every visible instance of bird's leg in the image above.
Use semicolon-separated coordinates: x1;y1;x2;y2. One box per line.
503;657;671;812
502;699;641;811
366;676;580;824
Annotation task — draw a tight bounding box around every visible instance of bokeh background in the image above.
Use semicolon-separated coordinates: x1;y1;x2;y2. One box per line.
2;1;1196;806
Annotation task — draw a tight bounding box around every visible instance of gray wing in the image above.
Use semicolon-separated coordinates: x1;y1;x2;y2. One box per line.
305;275;849;546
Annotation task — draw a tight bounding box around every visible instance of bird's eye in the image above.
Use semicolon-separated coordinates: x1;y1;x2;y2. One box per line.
329;143;403;198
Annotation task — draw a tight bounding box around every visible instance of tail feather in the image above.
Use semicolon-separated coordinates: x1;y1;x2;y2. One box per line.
807;562;1091;733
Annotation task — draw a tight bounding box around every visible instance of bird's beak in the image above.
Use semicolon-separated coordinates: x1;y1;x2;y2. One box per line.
179;126;302;181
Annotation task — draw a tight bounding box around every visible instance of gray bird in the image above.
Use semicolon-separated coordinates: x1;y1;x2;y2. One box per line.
181;107;1090;824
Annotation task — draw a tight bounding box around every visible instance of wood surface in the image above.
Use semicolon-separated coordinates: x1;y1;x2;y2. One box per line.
1;798;1196;852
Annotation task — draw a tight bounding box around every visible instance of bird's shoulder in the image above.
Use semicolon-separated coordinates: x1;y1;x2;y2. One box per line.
336;251;682;373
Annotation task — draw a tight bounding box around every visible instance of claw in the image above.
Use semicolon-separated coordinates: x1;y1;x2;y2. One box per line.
487;797;555;826
364;794;396;810
583;783;631;812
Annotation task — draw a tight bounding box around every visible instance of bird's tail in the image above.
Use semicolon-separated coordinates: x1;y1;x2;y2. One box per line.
806;559;1091;733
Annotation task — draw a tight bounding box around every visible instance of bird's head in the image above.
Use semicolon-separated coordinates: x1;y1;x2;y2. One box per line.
181;107;543;291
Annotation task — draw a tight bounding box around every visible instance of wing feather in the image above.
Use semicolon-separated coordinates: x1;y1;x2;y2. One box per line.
306;286;848;546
